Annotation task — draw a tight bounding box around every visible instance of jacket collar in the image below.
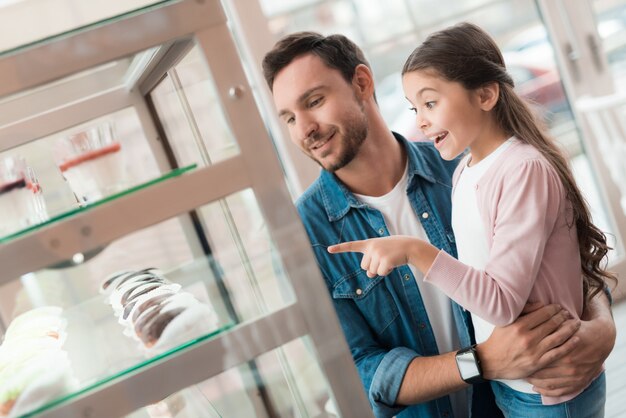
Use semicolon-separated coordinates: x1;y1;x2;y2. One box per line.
319;132;437;222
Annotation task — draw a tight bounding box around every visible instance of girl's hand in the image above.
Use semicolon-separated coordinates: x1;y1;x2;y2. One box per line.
328;236;420;278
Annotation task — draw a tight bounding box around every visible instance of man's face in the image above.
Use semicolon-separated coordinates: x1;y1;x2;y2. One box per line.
272;54;368;172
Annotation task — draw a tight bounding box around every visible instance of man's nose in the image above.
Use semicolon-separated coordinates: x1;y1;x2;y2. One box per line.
298;116;318;143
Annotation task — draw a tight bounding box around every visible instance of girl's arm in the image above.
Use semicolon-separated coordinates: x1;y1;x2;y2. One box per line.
329;159;564;326
327;235;438;278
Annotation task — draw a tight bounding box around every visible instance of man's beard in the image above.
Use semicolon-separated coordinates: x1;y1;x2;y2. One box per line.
312;109;368;172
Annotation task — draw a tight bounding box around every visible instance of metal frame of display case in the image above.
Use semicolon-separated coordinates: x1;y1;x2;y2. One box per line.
0;1;374;417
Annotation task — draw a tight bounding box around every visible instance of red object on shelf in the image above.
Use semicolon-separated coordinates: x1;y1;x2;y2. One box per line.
59;142;122;172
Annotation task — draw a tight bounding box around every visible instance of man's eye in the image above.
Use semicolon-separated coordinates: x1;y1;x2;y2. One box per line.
308;97;322;108
425;101;435;109
409;107;417;114
286;116;295;125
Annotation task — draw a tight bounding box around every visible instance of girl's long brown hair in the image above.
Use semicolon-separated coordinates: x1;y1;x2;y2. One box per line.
403;22;616;304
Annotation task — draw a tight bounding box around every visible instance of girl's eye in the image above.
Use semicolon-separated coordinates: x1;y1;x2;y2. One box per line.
286;116;295;125
409;107;417;114
425;101;435;110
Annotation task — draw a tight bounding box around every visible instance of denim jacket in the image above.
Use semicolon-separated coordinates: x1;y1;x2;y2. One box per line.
296;133;502;418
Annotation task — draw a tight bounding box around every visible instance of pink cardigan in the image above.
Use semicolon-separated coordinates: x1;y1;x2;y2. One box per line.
425;139;583;325
425;139;586;403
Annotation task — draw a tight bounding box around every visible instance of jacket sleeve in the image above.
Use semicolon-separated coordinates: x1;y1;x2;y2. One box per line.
424;158;563;326
328;280;418;418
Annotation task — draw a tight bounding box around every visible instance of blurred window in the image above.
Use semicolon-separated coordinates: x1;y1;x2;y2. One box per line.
258;0;621;255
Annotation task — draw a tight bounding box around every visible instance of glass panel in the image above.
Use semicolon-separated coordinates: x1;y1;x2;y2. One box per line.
149;44;241;167
196;190;293;321
0;164;195;244
0;189;296;417
248;337;336;418
201;337;336;417
121;337;336;417
0;106;175;242
591;0;626;91
0;0;172;55
0;58;133;114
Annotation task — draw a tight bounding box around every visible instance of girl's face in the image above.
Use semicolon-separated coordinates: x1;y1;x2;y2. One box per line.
402;69;495;161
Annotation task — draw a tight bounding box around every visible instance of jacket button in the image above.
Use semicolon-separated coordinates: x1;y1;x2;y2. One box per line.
419;323;426;329
378;228;385;235
356;288;363;296
422;212;429;219
404;274;410;281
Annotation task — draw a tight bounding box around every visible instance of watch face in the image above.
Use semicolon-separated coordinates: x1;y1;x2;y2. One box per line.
457;350;480;379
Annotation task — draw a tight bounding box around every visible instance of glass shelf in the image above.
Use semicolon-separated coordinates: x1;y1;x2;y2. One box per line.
0;1;174;58
1;182;301;416
0;164;197;245
23;324;235;418
9;254;240;418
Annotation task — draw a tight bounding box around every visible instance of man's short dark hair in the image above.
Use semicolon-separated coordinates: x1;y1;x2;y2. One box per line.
262;32;372;91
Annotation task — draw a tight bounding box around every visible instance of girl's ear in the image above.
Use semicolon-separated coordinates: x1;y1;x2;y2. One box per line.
352;64;375;99
478;82;500;111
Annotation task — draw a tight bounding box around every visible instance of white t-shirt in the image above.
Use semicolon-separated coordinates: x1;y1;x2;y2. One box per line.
452;137;534;394
356;164;467;417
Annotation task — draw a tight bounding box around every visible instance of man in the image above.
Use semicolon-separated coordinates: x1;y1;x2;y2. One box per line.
262;32;615;418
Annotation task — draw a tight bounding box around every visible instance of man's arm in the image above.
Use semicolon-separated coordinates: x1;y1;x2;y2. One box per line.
396;304;578;404
396;352;466;404
527;291;615;397
330;292;413;418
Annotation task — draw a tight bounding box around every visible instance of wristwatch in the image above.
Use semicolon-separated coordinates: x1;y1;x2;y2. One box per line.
455;345;486;384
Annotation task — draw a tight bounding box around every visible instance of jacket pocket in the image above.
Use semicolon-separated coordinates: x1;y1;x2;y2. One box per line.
332;270;399;335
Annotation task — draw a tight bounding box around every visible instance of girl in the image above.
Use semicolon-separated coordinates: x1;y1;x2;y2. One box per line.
328;22;614;417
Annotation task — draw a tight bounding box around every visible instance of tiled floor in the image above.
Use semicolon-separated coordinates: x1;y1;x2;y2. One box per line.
605;300;626;417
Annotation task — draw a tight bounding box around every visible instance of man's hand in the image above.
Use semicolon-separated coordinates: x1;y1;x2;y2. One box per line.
527;292;615;397
477;303;581;380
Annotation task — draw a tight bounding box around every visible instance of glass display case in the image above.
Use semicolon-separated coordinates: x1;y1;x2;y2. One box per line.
0;1;372;417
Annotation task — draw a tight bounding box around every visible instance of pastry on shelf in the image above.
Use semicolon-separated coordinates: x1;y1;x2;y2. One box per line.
101;268;219;353
100;268;158;294
0;307;77;418
4;306;65;341
123;291;174;322
145;303;218;353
